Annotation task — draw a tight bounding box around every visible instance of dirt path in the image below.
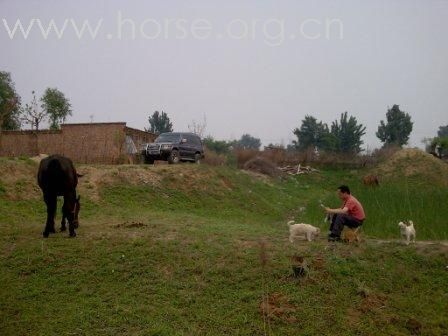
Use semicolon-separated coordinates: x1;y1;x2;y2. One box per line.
366;238;448;255
367;238;448;245
294;236;448;246
364;238;448;247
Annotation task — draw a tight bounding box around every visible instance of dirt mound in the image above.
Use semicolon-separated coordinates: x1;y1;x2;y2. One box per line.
0;159;259;201
76;164;219;200
375;148;448;186
243;157;282;178
0;160;168;201
0;158;41;200
76;165;163;201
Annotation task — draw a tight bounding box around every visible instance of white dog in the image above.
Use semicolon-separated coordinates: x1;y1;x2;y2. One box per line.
288;221;321;242
398;220;416;245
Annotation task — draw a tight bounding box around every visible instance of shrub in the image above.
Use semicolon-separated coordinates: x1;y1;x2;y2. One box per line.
203;149;227;166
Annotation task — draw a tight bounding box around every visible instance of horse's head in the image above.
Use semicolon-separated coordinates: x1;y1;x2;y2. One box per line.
73;195;81;228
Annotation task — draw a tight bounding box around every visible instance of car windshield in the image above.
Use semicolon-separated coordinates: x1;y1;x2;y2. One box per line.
155;133;181;143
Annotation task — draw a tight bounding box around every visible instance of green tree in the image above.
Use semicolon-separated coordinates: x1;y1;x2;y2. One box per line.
430;136;448;158
437;125;448;138
376;105;413;147
203;136;231;154
330;112;366;153
41;88;72;130
292;115;330;150
0;71;21;130
236;134;261;150
146;111;173;134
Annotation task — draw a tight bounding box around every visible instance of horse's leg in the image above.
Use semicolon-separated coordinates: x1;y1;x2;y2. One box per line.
43;193;57;238
60;213;66;232
63;193;76;237
60;199;67;232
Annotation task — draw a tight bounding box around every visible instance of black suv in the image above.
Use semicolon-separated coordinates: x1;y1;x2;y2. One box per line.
142;132;205;164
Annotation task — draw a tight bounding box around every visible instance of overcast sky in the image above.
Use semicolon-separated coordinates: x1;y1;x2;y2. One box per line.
1;0;447;149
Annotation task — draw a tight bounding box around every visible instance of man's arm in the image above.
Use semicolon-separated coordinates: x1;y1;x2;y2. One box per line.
325;207;349;215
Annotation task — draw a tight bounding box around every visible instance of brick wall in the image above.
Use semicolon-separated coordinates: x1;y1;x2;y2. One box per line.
0;123;156;164
62;123;128;163
0;130;63;157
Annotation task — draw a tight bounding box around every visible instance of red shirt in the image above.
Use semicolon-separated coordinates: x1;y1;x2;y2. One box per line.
344;195;365;221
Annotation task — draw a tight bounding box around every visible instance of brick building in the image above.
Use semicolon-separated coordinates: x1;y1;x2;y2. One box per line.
0;122;156;163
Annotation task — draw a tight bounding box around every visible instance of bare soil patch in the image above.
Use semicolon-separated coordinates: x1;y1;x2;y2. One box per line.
114;221;147;228
375;148;448;186
259;292;297;323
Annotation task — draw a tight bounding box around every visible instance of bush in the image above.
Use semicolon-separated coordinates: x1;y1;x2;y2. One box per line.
207;143;403;171
203;138;231;154
203;149;228;166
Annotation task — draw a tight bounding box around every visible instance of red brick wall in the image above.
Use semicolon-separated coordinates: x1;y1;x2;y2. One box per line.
61;123;126;163
0;123;156;164
0;130;63;157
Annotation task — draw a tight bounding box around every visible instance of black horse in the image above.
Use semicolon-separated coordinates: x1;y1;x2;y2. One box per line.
37;155;81;237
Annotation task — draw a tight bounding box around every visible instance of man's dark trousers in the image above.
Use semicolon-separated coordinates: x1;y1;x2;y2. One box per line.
330;214;363;237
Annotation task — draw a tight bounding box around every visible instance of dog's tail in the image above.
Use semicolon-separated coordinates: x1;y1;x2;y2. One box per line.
287;220;295;226
408;220;414;227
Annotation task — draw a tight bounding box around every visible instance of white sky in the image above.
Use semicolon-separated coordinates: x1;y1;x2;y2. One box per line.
1;0;447;149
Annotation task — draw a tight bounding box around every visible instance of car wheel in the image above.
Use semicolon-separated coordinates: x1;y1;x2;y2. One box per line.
168;150;180;164
194;153;202;164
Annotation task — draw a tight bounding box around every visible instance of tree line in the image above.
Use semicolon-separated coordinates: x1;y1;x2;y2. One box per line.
146;106;431;155
2;69;446;156
292;105;414;153
0;71;71;132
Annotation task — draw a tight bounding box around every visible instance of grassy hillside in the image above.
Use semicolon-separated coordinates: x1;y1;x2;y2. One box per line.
1;152;447;240
0;155;447;335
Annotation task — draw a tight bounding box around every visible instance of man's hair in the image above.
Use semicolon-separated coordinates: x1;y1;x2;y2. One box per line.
337;185;351;194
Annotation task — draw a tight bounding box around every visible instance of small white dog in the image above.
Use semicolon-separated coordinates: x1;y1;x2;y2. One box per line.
398;220;416;245
288;221;321;242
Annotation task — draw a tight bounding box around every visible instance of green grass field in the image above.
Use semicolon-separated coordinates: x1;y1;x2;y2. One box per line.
0;158;447;335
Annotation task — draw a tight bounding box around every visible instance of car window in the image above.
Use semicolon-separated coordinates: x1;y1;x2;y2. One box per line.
191;135;202;146
155;133;181;143
184;134;196;144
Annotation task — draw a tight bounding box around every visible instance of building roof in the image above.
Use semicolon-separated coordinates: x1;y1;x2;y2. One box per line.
61;122;127;127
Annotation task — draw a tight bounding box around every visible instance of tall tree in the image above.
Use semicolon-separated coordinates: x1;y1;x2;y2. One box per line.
330;112;366;153
236;134;261;150
41;88;72;129
437;125;448;138
376;105;413;147
20;91;47;131
146;111;173;134
0;71;21;130
292;115;330;150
